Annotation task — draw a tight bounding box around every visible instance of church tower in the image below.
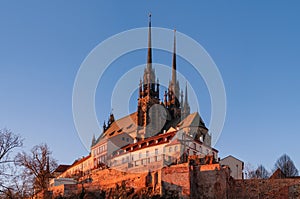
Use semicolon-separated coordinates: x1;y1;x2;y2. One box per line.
137;16;191;138
182;83;191;119
166;30;181;119
137;14;161;138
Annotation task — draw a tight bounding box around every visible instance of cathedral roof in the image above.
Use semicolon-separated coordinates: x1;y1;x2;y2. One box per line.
95;112;138;145
177;112;207;130
94;111;208;147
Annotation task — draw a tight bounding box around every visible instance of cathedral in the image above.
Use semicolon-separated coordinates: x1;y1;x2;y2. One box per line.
56;15;217;177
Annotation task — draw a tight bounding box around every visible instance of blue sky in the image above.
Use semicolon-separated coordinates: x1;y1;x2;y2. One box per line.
1;1;300;172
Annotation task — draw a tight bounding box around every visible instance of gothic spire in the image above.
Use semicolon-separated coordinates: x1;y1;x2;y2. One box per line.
182;82;190;118
147;13;152;70
143;13;155;86
180;89;184;108
169;29;180;100
91;134;96;147
172;29;177;87
185;83;188;104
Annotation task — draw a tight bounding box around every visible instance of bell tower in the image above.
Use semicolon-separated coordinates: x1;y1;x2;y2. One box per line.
137;14;161;138
166;30;181;119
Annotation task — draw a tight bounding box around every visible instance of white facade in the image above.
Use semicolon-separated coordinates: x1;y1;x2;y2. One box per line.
59;155;93;178
220;155;244;179
91;132;134;168
49;178;76;187
107;130;218;173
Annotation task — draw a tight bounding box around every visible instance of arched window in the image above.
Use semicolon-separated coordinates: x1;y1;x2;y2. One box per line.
169;147;172;153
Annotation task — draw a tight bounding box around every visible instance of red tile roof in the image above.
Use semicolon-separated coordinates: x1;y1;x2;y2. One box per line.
54;164;71;173
70;154;91;168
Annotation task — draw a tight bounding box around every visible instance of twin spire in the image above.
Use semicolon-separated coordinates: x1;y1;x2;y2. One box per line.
141;14;190;119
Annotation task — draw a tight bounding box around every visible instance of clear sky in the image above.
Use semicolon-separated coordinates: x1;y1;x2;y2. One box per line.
1;1;300;172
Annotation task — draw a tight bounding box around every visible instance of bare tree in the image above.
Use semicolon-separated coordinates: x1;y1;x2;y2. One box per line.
15;143;57;194
274;154;298;177
246;164;270;179
0;128;23;194
255;165;270;179
0;128;23;165
0;166;32;198
244;163;255;179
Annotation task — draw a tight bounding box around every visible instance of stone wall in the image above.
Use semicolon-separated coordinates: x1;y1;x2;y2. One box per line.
49;184;79;198
229;178;300;199
87;168;149;190
190;166;230;199
49;163;300;199
161;163;190;198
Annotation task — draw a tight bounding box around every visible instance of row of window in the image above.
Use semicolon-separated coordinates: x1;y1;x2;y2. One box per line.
120;155;163;166
119;145;186;162
95;155;107;165
93;145;107;156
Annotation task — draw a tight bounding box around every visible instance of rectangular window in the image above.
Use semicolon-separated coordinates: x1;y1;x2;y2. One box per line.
142;159;146;165
155;149;158;155
175;146;178;152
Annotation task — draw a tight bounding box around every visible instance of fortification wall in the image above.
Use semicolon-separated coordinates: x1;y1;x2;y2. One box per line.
161;163;190;198
229;178;300;199
85;168;150;191
48;163;300;198
190;166;229;199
